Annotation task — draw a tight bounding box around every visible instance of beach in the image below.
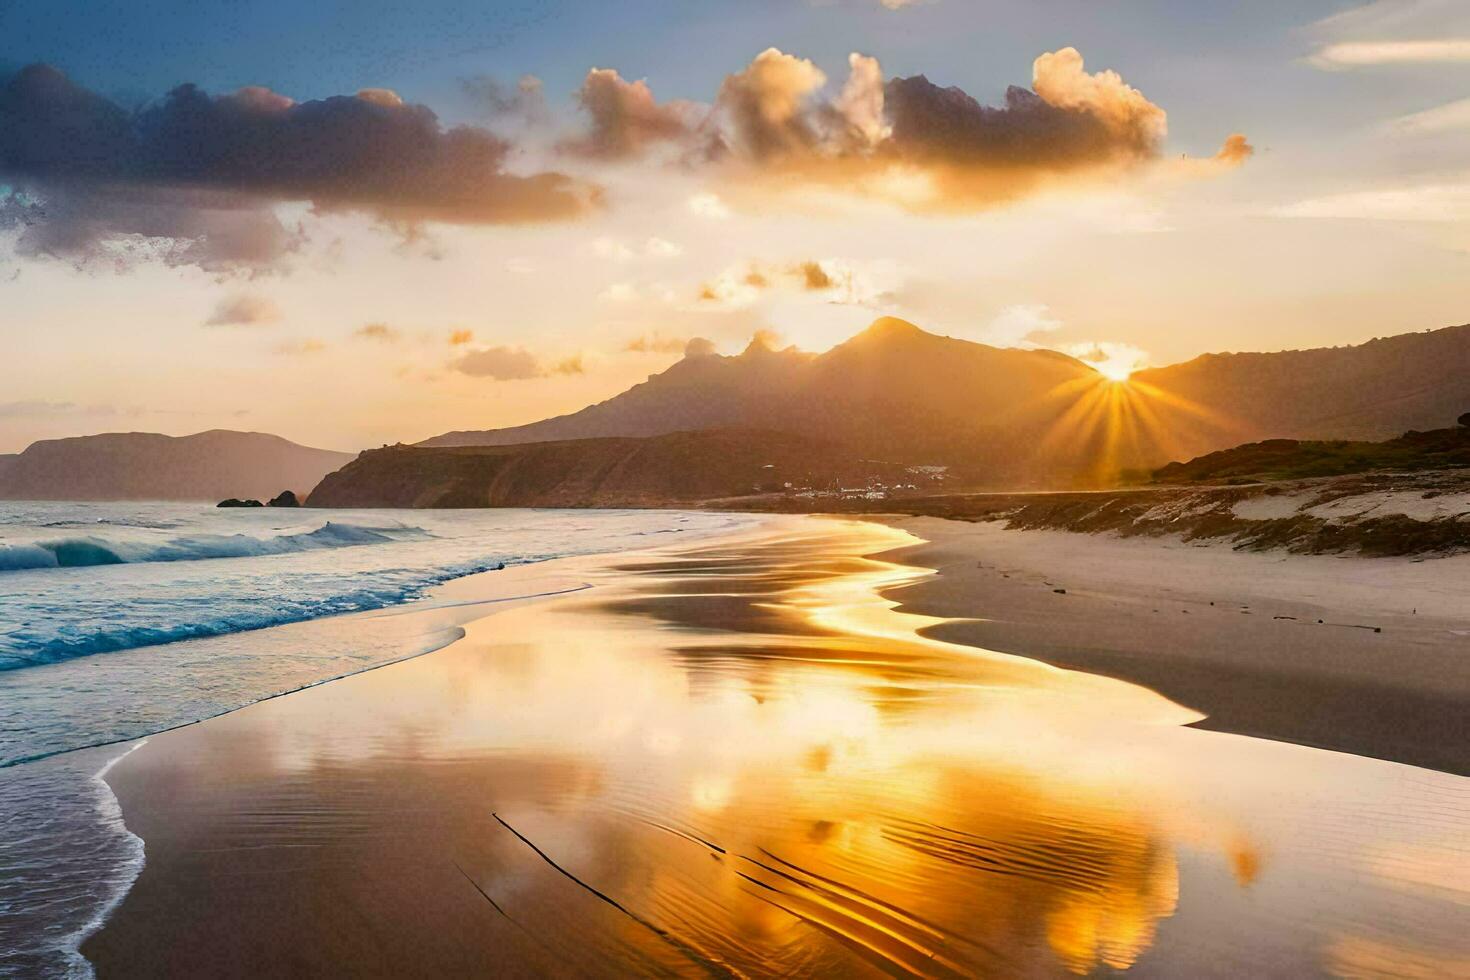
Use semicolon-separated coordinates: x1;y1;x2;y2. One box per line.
80;515;1468;977
876;517;1470;774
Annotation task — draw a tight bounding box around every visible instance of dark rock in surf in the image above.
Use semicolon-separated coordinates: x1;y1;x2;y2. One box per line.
217;498;263;508
267;490;301;508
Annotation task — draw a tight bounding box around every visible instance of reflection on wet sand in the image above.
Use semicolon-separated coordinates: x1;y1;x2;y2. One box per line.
86;518;1470;978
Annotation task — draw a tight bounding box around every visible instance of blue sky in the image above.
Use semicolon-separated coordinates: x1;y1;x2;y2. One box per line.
0;1;1369;134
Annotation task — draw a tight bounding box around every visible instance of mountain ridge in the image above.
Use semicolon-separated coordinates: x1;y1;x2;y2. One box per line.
0;429;354;501
423;318;1470;484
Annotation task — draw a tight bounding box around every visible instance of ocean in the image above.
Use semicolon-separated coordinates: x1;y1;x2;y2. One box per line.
0;502;756;977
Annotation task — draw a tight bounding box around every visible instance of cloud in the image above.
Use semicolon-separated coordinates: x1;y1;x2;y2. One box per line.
878;48;1169;206
715;48;834;161
566;47;1237;212
356;88;404;108
972;304;1147;376
354;323;401;342
564;68;699;159
1030;48;1165;150
452;346;543;380
644;237;682;257
0;64;600;270
1306;1;1470;69
448;328;475;345
1171;132;1254;177
0;399;97;417
747;327;784;351
1274;178;1470;222
204;293;281;327
1390;96;1470;133
1212;133;1254;167
451;345;585;380
698;265;766;306
1309;39;1470;68
551;353;585;375
979;304;1062;347
684;337;718;358
1311;0;1463;34
590;235;684;262
624;332;689;353
696;257;890;307
798;260;832;290
1;181;303;272
591;236;634;260
835;53;890;146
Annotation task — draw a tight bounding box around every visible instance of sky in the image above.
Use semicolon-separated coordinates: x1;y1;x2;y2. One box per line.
2;0;1468;452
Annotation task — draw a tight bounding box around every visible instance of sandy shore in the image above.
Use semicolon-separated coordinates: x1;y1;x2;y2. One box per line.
82;516;1469;977
874;518;1470;774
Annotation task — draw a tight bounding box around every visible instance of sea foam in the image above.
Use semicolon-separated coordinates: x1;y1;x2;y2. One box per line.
0;522;425;572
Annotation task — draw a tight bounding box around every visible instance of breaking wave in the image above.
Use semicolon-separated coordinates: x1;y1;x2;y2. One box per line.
0;522;427;572
0;556;506;671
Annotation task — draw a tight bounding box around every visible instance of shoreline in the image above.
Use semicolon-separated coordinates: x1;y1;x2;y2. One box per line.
0;512;777;977
65;742;148;977
79;514;1468;977
871;516;1470;774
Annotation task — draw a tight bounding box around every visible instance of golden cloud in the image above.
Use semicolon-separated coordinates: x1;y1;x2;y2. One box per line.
624;333;690;353
452;345;586;381
562;47;1247;213
354;323;401;343
563;68;700;159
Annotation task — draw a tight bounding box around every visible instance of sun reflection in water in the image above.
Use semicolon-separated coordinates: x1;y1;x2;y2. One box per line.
95;518;1470;978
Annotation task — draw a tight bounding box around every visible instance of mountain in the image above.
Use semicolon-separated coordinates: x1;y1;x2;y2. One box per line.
0;430;355;501
423;318;1470;486
1128;324;1470;464
424;318;1105;483
424;335;820;447
307;429;914;508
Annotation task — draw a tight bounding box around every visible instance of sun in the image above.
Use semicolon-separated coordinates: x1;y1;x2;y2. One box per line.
1066;341;1149;383
1095;360;1135;383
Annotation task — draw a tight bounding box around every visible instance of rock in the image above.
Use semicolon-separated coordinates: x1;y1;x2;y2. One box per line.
267;490;301;508
217;498;263;508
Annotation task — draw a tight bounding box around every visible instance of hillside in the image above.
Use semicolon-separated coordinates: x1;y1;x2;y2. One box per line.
424;319;1470;486
1129;324;1470;461
1153;423;1470;484
307;429;914;508
0;430;354;501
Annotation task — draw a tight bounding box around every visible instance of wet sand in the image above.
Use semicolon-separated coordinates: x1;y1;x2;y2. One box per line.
85;517;1469;977
878;517;1470;775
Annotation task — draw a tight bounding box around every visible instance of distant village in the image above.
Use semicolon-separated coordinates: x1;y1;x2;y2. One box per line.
756;463;953;501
